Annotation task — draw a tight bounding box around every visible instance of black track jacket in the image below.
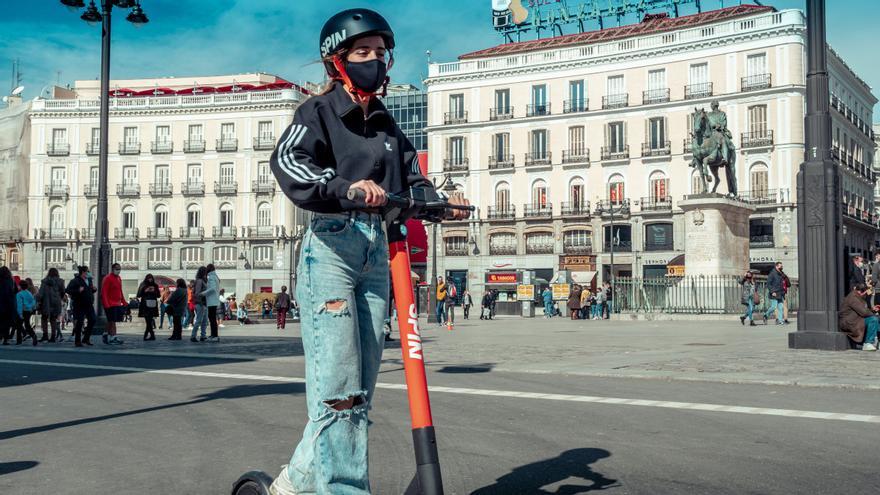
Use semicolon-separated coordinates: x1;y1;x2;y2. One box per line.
271;82;432;213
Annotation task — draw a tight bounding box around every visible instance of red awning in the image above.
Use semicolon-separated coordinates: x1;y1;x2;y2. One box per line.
215;83;256;93
109;88;135;97
133;87;175;96
176;86;217;95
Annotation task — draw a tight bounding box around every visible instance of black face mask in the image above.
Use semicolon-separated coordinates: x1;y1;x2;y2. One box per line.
344;59;387;93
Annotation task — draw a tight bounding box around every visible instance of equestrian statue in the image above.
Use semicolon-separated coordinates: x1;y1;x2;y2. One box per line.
689;101;738;196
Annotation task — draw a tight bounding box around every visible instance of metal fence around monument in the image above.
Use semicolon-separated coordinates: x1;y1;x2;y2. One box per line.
613;275;799;315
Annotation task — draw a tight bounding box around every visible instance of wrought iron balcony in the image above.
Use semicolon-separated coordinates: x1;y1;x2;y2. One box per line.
603;240;632;253
642;88;670;105
683;137;694;154
181;181;205;196
443;111;468;125
47;143;70;156
602;93;628;109
489;107;514;121
118;142;141;155
179;227;204;239
642;141;672;157
560;201;591;217
738;189;789;206
113;227;139;240
526;103;551;117
741;130;774;149
44;184;69;199
212;226;237;239
523;204;552;218
79;228;95;239
601;145;629;161
685;82;713;100
640;196;673;212
526;243;555;255
486;206;515;220
183;139;206;153
253;259;275;269
563;99;588;113
116;183;140;197
149;182;173;196
214;181;239;195
151;140;173;154
85;142;100;155
246;225;284;238
83;183;99;198
442;158;469;172
562;149;589;164
594;199;631;215
252;180;276;194
489;244;517;256
39;228;71;240
749;234;775;248
524;151;551;166
445;245;469;257
563;242;593;255
148;260;172;270
741;73;771;92
146;227;172;240
216;138;238;152
488;154;514;170
253;136;276;151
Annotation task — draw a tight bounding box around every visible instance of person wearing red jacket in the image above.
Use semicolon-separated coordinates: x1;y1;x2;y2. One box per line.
100;263;126;345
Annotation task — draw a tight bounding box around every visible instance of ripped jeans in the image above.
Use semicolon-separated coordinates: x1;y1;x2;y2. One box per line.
288;211;389;494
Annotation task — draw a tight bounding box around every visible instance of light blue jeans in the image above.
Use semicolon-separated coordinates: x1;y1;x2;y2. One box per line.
764;297;784;323
864;316;879;345
435;299;446;325
288;211;389;494
742;298;755;320
191;304;207;339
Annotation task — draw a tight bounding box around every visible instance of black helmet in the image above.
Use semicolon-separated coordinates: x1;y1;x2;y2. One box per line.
319;9;395;58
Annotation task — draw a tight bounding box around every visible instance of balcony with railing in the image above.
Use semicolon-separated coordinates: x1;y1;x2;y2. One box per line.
603;239;633;252
216;138;238;152
741;130;774;149
563;241;593;255
214;181;239;195
116;183;140;197
526;103;551;117
79;227;95;239
444;111;468;125
85;142;100;155
44;184;69;199
560;201;591;217
212;226;238;239
602;94;628;110
489;107;514;121
741;73;771;92
683;137;694;154
445;244;469;257
148;259;172;270
523;203;552;218
443;157;469;172
640;196;673;212
642;141;671;157
83;183;99;198
642;88;670;105
489;244;517;256
594;199;631;215
252;179;276;194
253;136;276;151
118;141;141;155
749;234;775;248
738;188;790;206
47;143;70;156
842;204;877;226
38;228;71;240
179;227;204;239
562;149;589;164
563;99;588;113
684;82;713;100
113;227;139;240
486;205;515;220
149;182;173;196
181;181;205;196
184;139;206;153
524;151;551;167
146;227;172;240
488;154;514;170
526;242;555;255
151;140;173;154
601;145;629;161
246;225;285;238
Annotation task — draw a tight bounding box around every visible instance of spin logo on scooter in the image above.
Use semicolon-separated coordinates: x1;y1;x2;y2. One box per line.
407;303;423;360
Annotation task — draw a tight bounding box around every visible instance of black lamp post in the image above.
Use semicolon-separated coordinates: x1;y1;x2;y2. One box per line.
427;174;458;323
59;0;148;332
601;199;629;316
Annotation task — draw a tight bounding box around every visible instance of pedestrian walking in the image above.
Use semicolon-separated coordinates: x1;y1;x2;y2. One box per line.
763;262;785;325
489;289;498;319
205;264;221;342
580;286;590;320
446;282;457;327
542;286;553;318
781;270;791;325
738;271;758;327
37;268;64;342
65;266;96;347
435;276;447;326
593;288;606;320
603;282;614;319
137;274;160;341
191;268;208;342
166;278;188;340
13;279;38;346
568;285;582;320
275;286;291;330
480;291;491;320
848;254;866;291
158;285;171;329
218;288;228;323
462;289;473;320
100;263;126;345
61;293;71;331
183;281;196;329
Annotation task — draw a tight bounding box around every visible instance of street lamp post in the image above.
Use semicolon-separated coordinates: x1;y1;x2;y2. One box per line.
789;0;850;350
602;199;629;316
427;174;458;323
59;0;148;332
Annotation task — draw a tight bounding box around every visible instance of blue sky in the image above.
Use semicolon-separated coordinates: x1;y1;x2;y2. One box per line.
2;1;878;117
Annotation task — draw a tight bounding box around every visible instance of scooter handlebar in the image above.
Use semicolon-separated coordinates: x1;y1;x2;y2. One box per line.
346;188;475;214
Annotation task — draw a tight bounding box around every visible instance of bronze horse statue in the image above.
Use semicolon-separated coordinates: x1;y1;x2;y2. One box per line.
689;108;737;196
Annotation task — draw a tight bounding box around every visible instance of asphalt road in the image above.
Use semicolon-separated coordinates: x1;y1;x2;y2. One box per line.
1;331;878;494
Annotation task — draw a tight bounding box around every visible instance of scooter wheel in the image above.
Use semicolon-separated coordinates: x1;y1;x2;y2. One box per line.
232;471;273;495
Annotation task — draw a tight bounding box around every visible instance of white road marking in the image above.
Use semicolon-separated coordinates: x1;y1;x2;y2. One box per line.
3;358;879;424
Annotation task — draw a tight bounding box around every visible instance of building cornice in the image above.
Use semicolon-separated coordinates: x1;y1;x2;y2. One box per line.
29;101;298;121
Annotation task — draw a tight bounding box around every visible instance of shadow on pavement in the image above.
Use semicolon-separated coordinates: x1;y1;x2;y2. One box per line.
0;461;39;476
436;364;495;374
470;448;619;494
0;382;305;441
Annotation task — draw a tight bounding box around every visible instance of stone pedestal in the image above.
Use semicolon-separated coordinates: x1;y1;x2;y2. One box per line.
678;194;756;277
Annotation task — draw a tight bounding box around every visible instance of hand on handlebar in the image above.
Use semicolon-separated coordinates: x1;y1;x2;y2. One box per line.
446;192;471;221
348;180;386;207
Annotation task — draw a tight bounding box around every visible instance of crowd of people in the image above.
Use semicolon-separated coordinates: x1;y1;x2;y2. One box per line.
541;281;615;320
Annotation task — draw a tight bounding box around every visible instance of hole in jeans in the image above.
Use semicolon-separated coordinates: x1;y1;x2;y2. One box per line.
319;298;350;317
324;394;366;411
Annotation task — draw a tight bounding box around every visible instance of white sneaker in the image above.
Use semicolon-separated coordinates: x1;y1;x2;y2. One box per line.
269;465;299;495
863;343;877;351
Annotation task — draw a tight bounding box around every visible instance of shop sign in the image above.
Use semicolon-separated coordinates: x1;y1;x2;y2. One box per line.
491;258;515;268
551;283;570;300
750;255;776;263
559;254;595;270
666;265;685;277
643;258;670;266
487;272;518;284
517;284;535;300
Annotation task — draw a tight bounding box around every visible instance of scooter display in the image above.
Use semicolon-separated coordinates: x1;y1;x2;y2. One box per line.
232;188;473;495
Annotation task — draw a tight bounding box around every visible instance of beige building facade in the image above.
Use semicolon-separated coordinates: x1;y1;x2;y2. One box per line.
22;73;307;296
425;5;877;308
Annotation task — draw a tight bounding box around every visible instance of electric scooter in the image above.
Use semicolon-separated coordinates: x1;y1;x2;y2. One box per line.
232;188;473;495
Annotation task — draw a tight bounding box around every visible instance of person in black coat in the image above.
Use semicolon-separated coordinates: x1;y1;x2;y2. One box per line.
762;262;785;325
165;278;188;341
137;274;160;341
849;254;867;291
0;266;16;345
65;266;97;347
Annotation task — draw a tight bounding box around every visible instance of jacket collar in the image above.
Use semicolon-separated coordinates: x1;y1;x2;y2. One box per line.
326;82;390;124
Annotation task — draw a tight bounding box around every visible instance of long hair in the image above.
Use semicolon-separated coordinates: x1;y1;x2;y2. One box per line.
139;273;155;291
47;267;59;279
176;278;186;289
195;266;207;281
0;266;11;282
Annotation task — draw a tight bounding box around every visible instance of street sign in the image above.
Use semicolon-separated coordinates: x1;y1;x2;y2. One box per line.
517;284;535;300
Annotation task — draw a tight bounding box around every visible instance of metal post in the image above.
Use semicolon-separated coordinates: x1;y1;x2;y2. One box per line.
789;0;850;350
609;204;615;317
91;0;113;333
427;222;438;323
